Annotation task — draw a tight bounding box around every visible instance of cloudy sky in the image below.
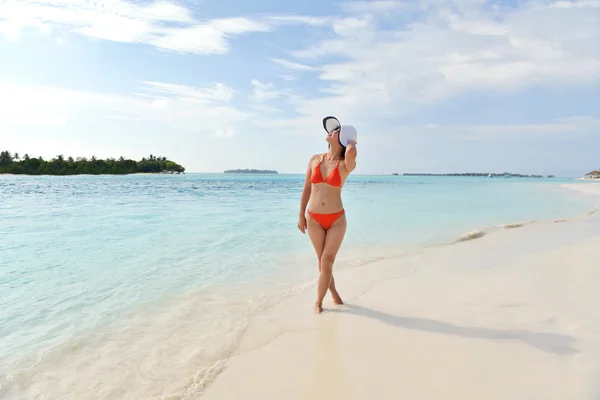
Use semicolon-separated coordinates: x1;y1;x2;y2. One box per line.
0;0;598;176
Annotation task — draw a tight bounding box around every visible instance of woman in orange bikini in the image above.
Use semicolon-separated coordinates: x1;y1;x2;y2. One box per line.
297;117;358;313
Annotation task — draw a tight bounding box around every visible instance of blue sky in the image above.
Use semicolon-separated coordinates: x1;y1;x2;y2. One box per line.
0;0;598;176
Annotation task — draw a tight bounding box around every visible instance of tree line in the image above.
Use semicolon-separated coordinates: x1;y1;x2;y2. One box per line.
0;151;185;175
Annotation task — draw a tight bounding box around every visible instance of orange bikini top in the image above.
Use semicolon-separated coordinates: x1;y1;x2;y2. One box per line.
310;154;343;187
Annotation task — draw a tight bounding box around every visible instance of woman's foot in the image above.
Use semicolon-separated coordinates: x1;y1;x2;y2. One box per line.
314;301;324;314
331;291;344;305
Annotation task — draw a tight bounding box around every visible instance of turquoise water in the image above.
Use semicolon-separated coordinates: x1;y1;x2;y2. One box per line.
0;174;596;398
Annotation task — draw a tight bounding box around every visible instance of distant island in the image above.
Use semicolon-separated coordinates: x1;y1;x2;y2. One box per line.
224;169;278;174
399;172;555;178
0;150;185;175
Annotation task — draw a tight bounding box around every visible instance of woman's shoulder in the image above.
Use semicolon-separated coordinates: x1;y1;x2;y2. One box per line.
309;153;324;162
306;154;322;171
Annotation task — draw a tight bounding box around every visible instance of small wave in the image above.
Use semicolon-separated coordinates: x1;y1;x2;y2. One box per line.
431;205;599;250
245;280;316;314
455;229;486;242
181;358;229;399
504;223;524;229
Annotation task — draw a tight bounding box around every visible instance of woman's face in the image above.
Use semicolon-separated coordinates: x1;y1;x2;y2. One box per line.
325;127;341;146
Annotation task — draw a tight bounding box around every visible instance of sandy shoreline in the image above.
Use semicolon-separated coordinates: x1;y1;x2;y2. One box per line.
202;184;600;400
561;182;600;198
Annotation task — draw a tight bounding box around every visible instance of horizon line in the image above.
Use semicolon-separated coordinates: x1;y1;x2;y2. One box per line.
183;171;584;178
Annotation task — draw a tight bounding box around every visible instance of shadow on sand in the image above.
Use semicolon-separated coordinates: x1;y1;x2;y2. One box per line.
329;304;578;356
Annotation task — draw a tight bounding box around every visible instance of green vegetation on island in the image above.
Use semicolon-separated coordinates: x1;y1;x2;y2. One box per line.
224;169;278;174
0;151;185;175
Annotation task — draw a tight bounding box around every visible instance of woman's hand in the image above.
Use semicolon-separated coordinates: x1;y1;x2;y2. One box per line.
298;156;315;234
298;214;307;234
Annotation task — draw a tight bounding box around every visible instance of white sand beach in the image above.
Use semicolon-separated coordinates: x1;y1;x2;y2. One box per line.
202;184;600;400
562;182;600;197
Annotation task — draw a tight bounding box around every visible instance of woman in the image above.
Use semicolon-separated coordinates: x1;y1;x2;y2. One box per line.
297;120;357;313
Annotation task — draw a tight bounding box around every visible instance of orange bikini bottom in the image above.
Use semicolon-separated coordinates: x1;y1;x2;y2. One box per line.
307;209;345;230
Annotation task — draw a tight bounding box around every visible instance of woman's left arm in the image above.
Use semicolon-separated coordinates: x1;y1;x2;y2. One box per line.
345;141;357;173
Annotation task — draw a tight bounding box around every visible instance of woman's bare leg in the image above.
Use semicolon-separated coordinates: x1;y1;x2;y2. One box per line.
306;215;343;306
314;215;347;313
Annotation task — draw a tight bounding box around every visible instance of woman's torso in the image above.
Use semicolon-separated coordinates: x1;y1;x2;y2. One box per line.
308;153;348;213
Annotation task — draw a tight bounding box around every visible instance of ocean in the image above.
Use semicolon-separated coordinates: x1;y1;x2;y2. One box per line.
0;173;596;399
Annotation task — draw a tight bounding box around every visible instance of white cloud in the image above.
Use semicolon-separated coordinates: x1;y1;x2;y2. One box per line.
264;15;330;26
215;128;235;138
1;82;597;175
271;58;319;71
130;81;251;133
549;0;600;8
138;81;235;103
0;80;251;135
249;104;283;113
0;81;125;127
252;115;324;137
457;116;600;139
351;117;600;146
248;80;295;113
1;0;598;156
56;32;69;44
0;0;270;54
279;75;298;81
331;16;374;36
340;1;410;14
272;0;600;130
150;18;270;54
250;79;280;102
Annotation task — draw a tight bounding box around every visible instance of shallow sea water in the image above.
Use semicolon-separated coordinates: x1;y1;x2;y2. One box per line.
0;174;595;398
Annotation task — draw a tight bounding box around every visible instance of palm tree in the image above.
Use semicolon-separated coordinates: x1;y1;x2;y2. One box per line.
0;151;12;165
24;154;30;161
14;153;20;161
